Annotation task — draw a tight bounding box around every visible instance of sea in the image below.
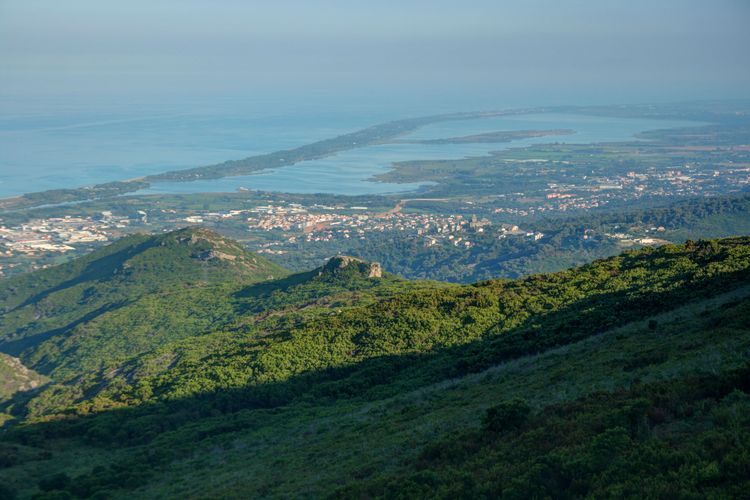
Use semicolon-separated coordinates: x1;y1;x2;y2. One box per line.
0;97;701;198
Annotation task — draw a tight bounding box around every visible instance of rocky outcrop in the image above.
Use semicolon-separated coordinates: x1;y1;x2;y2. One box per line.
195;249;238;262
0;354;47;399
322;256;383;279
368;262;382;278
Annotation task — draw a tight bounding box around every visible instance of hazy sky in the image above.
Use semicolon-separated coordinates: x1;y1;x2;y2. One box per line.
1;0;749;108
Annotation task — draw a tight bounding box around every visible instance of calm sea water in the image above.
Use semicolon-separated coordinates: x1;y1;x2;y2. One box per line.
0;100;389;198
0;100;701;198
138;113;701;196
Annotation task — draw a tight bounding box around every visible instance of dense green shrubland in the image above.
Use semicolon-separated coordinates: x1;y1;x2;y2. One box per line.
0;232;749;498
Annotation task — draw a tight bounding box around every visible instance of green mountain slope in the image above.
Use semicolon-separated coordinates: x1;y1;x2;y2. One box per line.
0;234;443;418
0;228;284;411
71;237;749;413
0;226;285;308
0;235;748;499
0;227;286;354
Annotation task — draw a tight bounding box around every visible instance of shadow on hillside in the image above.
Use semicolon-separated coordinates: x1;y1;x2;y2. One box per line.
3;263;749;454
231;266;406;316
233;269;317;299
0;301;130;359
10;238;156;312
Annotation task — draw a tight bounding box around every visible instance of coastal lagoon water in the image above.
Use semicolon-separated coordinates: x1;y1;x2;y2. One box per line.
0;103;702;198
0;101;384;198
138;113;701;196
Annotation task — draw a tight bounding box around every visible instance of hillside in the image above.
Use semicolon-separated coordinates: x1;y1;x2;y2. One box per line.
0;235;748;498
0;228;281;410
0;354;46;405
0;227;285;346
0;235;442;419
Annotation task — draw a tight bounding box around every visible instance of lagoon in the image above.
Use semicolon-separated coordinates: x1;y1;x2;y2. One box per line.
137;113;701;196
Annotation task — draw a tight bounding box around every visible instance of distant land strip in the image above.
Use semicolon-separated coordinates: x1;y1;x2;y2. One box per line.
393;128;575;145
0;107;544;212
3;98;737;213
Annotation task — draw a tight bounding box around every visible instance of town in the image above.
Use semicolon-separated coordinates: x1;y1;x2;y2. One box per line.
1;156;748;277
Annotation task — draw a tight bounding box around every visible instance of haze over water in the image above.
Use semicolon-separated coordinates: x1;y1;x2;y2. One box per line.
1;0;748;197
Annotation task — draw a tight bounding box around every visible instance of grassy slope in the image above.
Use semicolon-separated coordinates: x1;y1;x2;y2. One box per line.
174;291;750;499
0;227;287;414
97;237;749;409
0;237;745;417
0;227;286;357
0;237;748;499
0;227;286;356
0;236;738;424
1;246;443;418
1;283;748;498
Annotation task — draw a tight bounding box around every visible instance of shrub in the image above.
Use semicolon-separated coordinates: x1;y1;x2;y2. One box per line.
483;398;531;433
38;472;71;492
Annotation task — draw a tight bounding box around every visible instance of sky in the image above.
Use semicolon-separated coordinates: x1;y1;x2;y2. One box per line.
1;0;749;110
